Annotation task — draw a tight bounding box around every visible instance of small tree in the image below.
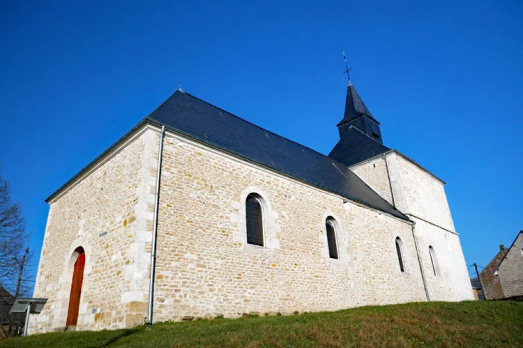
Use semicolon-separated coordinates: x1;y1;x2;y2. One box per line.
0;168;32;337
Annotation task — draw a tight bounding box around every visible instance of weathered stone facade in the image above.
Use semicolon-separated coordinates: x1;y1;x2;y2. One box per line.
151;132;426;322
30;115;474;333
479;246;508;300
498;232;523;298
351;152;473;302
30;127;158;333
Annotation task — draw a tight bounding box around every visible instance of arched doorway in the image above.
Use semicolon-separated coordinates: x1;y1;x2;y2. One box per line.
66;247;85;326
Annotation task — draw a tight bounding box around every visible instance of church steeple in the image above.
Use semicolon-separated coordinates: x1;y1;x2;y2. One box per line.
328;80;389;166
337;82;383;144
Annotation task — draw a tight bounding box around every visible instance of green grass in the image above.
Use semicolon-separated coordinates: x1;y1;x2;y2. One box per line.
2;301;522;348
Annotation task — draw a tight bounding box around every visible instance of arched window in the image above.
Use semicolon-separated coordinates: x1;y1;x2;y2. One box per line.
395;237;405;273
246;194;264;246
325;217;339;259
429;246;439;276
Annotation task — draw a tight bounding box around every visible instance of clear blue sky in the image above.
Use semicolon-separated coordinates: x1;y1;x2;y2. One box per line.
1;0;522;288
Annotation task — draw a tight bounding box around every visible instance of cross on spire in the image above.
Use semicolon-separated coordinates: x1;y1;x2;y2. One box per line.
343;51;352;84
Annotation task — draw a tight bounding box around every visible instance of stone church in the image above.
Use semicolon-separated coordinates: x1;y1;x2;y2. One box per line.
30;80;474;333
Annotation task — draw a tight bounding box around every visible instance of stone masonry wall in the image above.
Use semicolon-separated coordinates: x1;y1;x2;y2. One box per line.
30;127;159;334
412;218;474;301
499;233;523;298
151;133;427;322
395;155;455;232
351;156;394;205
392;154;473;301
31;124;475;333
350;152;474;302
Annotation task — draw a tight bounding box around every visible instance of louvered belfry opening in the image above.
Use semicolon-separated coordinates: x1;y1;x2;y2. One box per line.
66;247;85;326
246;194;264;246
325;218;339;259
395;238;405;272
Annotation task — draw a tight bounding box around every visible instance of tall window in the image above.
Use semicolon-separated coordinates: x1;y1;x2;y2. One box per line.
246;194;264;246
395;237;405;273
325;217;339;259
429;246;439;276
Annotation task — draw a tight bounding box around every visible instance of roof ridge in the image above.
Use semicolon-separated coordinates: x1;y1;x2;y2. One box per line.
182;91;343;163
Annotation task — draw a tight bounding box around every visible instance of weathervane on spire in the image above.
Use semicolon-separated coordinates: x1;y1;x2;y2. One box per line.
343;51;352;84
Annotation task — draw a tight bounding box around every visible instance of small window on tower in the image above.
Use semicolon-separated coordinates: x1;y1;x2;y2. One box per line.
368;123;380;139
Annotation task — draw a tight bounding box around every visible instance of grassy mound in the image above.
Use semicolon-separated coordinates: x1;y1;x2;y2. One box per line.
2;301;522;347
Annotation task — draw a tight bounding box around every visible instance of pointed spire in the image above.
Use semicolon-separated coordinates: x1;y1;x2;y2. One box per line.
337;82;379;126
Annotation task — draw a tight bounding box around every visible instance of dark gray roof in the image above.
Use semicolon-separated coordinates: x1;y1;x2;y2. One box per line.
329;126;390;167
146;90;407;220
338;83;379;126
46;89;407;220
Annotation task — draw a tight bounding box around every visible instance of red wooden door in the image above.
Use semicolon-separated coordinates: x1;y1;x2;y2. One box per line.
66;251;85;326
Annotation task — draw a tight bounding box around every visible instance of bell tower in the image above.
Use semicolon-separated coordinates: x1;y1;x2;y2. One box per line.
337;81;383;144
328;79;390;167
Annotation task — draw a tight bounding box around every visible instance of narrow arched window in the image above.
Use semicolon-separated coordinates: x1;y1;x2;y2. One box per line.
429;246;439;276
325;217;339;259
395;237;405;272
246;194;264;246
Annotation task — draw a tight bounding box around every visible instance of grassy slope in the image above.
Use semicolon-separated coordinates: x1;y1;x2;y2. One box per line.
2;301;522;348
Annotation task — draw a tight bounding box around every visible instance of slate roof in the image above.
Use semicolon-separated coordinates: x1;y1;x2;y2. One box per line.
338;83;379;126
329;126;390;167
46;89;407;220
145;90;407;220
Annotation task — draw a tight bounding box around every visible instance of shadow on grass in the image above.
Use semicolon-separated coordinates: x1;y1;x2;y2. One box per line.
100;329;138;347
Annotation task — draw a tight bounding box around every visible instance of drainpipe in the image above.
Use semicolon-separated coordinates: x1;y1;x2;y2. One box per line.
411;222;431;302
147;125;165;327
